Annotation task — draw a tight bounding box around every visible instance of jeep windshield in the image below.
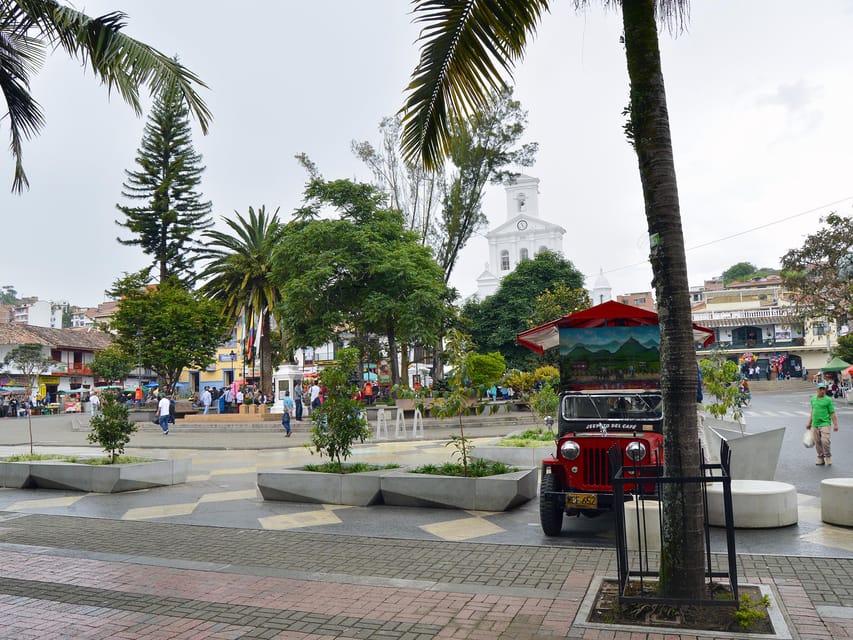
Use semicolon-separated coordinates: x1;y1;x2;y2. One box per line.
561;393;662;421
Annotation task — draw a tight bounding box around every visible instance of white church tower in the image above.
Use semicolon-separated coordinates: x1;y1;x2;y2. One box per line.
476;175;566;298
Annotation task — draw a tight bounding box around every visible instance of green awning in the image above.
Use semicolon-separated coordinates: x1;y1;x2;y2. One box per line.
821;356;852;373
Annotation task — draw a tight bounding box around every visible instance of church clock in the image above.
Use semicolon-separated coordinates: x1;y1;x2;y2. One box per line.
517;219;528;230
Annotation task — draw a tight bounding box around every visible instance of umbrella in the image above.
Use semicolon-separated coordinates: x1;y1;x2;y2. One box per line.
821;357;851;373
173;382;189;388
143;382;158;389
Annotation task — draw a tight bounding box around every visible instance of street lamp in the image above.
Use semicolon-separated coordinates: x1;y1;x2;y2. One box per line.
135;329;142;382
229;350;236;385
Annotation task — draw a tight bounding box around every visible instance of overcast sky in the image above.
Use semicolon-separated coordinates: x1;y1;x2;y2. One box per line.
3;1;853;308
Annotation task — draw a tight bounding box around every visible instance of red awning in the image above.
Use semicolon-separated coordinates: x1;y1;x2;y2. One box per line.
516;301;715;355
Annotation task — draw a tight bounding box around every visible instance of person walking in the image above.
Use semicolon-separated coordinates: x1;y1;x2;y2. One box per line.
281;390;295;437
200;387;212;415
89;392;101;417
309;380;321;412
156;394;171;435
807;382;838;465
293;383;304;421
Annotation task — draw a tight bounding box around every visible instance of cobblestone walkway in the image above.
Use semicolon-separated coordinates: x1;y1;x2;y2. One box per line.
0;513;850;638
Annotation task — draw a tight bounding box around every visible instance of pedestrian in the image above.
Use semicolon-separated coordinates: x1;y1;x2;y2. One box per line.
89;392;101;416
156;394;171;435
223;386;233;413
281;390;294;437
754;364;761;380
309;379;321;412
363;380;374;406
293;383;303;421
135;385;143;407
200;387;212;415
807;382;838;465
168;395;176;425
236;387;244;413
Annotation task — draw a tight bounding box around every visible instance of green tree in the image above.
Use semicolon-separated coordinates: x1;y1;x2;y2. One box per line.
721;262;758;285
275;179;449;385
833;334;853;364
699;351;744;424
116;73;213;284
307;347;370;467
399;0;705;597
1;1;210;193
528;282;591;328
87;393;136;463
108;277;230;390
3;343;54;453
198;206;286;397
781;212;853;320
462;251;585;369
91;344;134;385
466;352;506;387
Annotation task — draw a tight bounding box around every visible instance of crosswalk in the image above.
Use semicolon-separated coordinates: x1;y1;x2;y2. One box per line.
744;410;811;418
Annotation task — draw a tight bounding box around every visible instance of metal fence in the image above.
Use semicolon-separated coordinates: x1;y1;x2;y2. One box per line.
609;441;738;606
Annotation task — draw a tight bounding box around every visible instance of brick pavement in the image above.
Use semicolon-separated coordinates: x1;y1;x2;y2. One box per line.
0;513;850;638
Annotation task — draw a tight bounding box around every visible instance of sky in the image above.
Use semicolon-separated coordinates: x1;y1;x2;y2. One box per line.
3;1;853;309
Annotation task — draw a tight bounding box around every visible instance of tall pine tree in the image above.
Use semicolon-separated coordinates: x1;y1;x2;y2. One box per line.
116;72;212;284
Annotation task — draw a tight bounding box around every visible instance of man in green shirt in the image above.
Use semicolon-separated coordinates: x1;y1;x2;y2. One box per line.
807;382;839;465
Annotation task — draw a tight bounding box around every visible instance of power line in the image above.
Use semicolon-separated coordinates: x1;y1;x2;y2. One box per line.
588;195;853;281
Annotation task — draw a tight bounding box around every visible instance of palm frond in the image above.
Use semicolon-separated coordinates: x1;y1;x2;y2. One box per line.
400;0;548;169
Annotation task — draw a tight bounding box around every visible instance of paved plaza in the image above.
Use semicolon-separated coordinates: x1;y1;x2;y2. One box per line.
0;390;850;638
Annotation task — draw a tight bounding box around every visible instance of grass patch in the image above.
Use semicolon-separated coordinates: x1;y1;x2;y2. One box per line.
303;462;400;474
411;459;518;477
3;454;151;465
499;428;555;447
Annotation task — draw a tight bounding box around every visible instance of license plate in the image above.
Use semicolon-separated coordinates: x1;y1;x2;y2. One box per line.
566;493;598;509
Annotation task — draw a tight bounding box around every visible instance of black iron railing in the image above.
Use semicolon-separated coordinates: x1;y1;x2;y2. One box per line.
610;441;738;606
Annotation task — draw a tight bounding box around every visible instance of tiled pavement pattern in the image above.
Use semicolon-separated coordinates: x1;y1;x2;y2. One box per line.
0;513;851;638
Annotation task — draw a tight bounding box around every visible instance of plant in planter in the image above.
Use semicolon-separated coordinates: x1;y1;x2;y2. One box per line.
430;329;505;476
308;347;371;467
88;393;138;462
699;350;745;430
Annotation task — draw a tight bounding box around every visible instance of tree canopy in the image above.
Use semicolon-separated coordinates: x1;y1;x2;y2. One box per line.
1;0;210;192
462;251;585;369
108;277;230;389
781;211;853;320
273;178;450;385
116;74;213;284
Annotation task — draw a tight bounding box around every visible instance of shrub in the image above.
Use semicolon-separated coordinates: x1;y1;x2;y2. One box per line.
87;393;137;463
308;348;371;466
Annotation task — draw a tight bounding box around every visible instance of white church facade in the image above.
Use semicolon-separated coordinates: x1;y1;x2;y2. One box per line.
475;175;567;298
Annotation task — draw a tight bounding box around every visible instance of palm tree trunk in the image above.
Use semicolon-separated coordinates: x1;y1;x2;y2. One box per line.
622;0;705;599
260;312;273;397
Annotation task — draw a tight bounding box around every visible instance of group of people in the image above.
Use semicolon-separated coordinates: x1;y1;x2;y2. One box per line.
195;385;271;415
280;379;325;436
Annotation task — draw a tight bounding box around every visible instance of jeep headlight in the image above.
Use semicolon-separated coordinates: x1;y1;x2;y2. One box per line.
625;441;647;462
560;440;580;460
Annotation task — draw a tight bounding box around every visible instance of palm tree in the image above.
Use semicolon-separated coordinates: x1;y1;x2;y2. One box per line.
198;206;285;397
399;0;703;598
1;0;211;192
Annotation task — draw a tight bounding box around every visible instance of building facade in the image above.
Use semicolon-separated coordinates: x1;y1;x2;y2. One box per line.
475;175;566;298
691;276;834;376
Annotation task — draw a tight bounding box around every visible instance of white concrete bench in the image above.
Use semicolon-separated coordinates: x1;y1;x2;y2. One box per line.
706;480;797;528
624;498;661;552
821;478;853;526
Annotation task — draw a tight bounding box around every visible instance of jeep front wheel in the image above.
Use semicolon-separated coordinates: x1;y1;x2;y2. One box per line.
539;471;564;536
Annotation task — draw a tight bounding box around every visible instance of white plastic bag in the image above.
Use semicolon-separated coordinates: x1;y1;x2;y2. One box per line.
803;428;815;448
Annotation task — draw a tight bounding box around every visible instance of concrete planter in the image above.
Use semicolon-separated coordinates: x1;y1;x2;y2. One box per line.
472;445;554;467
257;466;390;506
380;467;537;511
0;458;190;493
702;415;785;481
257;465;538;511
